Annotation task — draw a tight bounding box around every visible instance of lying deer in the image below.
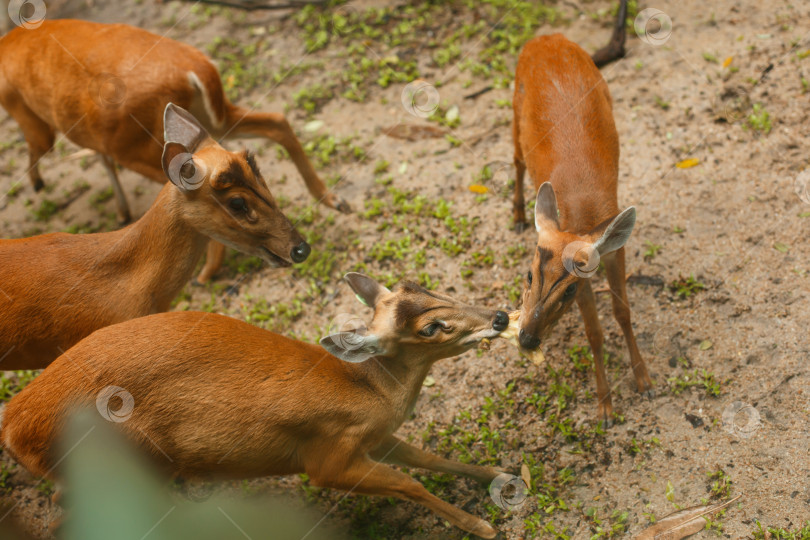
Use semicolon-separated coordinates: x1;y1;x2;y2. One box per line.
511;33;653;426
0;19;347;283
0;103;309;371
2;273;510;538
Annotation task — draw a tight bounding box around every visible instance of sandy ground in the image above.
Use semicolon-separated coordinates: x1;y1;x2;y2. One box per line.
0;0;808;538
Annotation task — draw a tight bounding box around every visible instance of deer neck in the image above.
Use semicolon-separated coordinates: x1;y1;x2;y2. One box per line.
107;185;209;311
353;354;435;426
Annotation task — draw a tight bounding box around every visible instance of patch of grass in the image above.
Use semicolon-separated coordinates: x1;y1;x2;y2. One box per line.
752;520;810;540
643;240;662;261
707;468;732;499
0;371;38;402
31;198;59;221
746;103;772;134
668;368;722;397
669;274;705;298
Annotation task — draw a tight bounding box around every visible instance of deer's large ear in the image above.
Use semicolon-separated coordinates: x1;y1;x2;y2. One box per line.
344;272;390;308
163;103;207;151
161;141;208;190
592;207;636;255
535;182;561;234
320;333;384;363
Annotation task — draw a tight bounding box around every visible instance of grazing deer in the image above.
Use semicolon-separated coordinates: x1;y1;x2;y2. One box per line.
511;33;652;426
0;19;348;283
0;103;309;371
2;274;511;538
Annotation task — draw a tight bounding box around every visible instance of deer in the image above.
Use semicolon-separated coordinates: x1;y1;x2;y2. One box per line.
510;28;653;427
0;103;310;371
2;273;512;538
0;18;348;284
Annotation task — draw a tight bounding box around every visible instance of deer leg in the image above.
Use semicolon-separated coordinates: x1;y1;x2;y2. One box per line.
99;154;131;225
603;249;654;396
309;457;497;539
575;278;614;427
224;107;350;213
513;159;527;232
194;241;226;285
370;435;503;486
5;98;55;192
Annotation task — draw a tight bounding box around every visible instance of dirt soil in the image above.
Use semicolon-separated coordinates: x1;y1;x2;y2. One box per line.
0;0;808;538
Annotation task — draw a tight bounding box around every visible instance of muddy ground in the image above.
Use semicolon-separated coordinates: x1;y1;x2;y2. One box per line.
0;0;808;538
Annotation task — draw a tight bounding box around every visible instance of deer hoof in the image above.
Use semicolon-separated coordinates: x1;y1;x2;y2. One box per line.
330;194;352;214
33;178;45;192
514;220;530;234
641;389;656;399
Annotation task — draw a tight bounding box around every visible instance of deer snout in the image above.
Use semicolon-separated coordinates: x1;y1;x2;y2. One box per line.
290;241;311;263
518;328;542;350
492;311;509;332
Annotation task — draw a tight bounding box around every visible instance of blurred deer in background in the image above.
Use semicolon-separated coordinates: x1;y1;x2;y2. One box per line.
0;103;309;370
3;274;511;538
0;19;348;283
511;25;652;427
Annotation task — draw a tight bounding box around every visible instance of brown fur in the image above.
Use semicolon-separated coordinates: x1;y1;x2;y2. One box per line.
0;19;347;283
512;34;652;425
2;277;507;538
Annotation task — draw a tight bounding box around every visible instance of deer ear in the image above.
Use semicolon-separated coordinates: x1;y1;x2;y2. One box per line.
320;333;384;363
535;182;560;233
344;272;390;308
592;207;636;255
163;103;207;151
161;142;208;190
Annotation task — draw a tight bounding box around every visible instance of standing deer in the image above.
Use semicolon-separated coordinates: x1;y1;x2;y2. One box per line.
0;103;309;371
2;274;511;538
511;31;653;426
0;19;348;283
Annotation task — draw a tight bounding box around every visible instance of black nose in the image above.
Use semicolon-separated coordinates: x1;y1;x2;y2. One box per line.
492;310;509;332
518;329;541;350
290;241;311;263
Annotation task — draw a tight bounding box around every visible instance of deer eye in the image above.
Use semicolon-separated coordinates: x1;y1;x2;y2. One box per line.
229;197;247;212
564;283;577;298
419;323;442;337
527;271;533;286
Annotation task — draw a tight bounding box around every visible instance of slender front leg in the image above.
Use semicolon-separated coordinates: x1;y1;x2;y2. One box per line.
195;241;226;285
575;278;613;427
603;249;654;395
225;107;351;213
309;457;497;539
99;154;131;224
512;159;527;231
370;435;503;485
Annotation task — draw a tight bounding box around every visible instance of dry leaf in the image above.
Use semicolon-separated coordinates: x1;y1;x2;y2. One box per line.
722;56;733;68
699;340;713;351
633;495;741;540
422;375;436;387
469;184;489;194
520;463;531;488
676;158;700;169
382;124;448;141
